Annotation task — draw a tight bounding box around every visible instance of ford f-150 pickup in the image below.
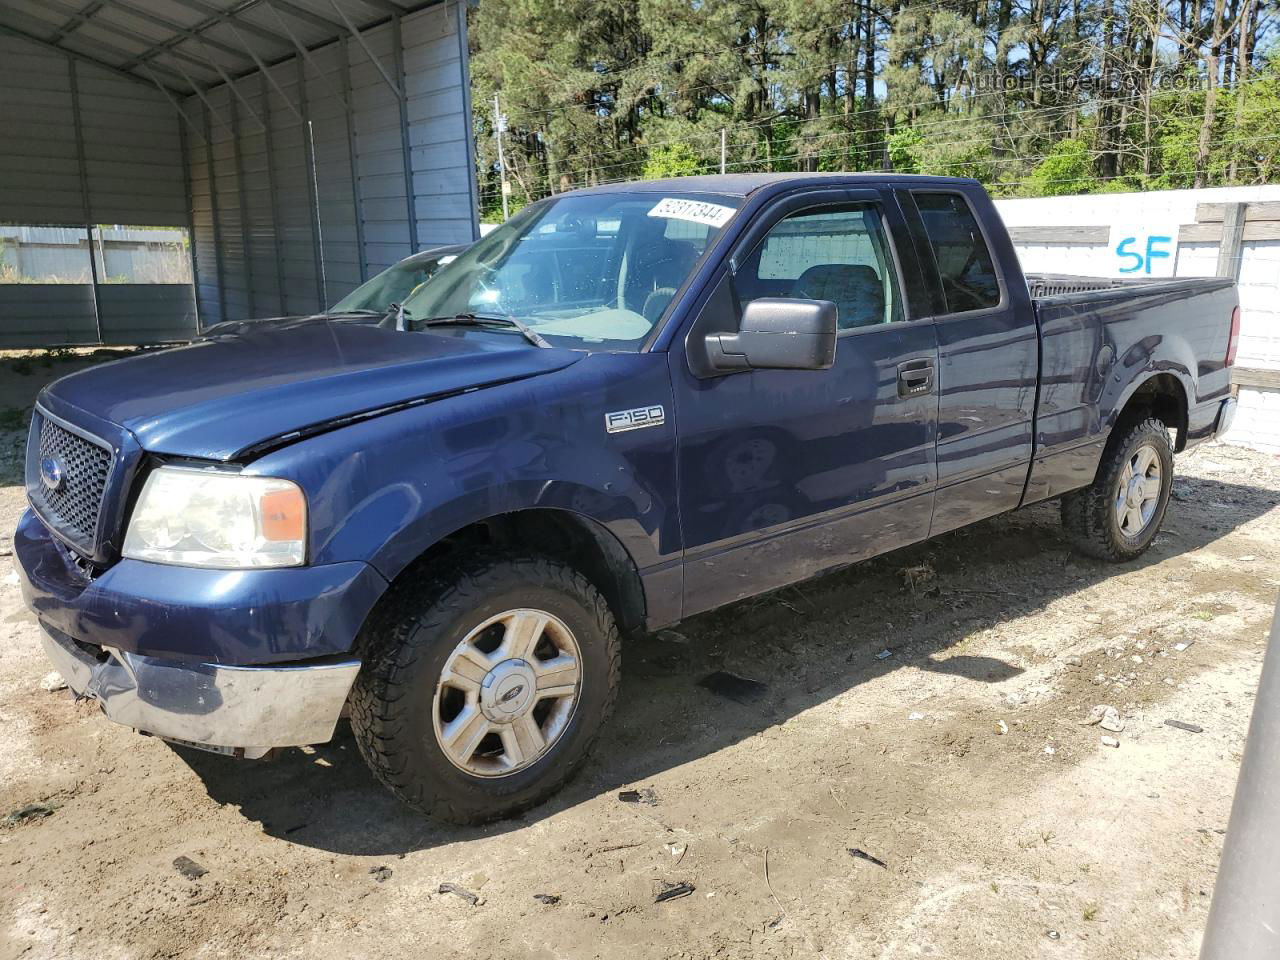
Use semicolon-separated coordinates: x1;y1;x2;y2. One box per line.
16;173;1240;822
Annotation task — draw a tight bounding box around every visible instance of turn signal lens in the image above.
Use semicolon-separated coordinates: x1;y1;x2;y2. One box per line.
260;487;306;542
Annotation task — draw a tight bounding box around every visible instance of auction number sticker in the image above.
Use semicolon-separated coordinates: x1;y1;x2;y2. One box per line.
648;197;736;228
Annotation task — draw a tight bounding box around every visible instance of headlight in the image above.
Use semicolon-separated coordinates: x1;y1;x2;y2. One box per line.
122;466;307;568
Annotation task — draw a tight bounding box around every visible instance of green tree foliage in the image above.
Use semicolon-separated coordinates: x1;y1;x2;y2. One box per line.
641;143;704;178
1024;139;1095;196
469;0;1279;217
887;128;924;173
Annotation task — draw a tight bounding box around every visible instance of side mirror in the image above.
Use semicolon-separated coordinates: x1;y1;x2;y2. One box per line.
704;298;838;372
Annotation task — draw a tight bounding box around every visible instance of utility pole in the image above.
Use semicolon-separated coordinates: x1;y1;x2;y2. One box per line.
720;128;727;175
493;93;509;221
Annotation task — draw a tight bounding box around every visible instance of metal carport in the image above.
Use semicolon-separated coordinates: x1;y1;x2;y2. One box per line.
0;0;479;346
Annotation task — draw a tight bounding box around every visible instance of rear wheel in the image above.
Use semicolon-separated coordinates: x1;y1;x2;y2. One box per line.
350;555;621;823
1060;417;1174;562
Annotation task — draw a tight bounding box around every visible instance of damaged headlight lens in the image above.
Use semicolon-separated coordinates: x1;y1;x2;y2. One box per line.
123;466;307;568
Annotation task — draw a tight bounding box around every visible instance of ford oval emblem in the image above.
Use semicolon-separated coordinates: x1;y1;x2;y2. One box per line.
39;456;65;492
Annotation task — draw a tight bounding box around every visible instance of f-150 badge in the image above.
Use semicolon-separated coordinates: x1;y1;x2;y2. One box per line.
605;405;665;434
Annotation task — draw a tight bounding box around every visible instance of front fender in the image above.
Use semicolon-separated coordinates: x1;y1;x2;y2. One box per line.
324;474;665;583
246;350;680;610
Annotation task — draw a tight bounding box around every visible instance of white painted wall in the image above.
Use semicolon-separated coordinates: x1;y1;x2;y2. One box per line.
1230;388;1280;453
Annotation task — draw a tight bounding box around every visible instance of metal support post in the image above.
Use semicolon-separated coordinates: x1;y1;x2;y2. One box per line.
493;94;509;220
1200;598;1280;959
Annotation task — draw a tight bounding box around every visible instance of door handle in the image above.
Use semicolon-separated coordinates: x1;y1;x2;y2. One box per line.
896;358;935;398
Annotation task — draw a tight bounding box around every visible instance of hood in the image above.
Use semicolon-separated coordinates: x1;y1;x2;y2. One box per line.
43;322;582;461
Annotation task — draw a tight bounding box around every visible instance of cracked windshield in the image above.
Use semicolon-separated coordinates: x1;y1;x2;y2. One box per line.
400;192;741;350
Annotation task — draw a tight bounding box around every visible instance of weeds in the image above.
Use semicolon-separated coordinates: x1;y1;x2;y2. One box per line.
6;346;96;376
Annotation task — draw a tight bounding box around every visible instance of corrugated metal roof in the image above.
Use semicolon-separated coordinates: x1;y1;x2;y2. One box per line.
0;0;440;96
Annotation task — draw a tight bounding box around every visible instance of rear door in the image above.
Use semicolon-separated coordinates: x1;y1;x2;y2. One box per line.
898;187;1039;536
672;186;940;617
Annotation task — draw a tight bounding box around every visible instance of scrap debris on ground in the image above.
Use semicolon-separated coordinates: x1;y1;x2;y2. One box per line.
172;856;208;881
438;882;482;906
0;436;1277;960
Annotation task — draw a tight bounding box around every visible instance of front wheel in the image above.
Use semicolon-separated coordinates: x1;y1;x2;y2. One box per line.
350;555;621;823
1060;417;1174;561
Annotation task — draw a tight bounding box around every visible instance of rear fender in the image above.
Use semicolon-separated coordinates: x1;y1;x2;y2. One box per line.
1104;368;1192;446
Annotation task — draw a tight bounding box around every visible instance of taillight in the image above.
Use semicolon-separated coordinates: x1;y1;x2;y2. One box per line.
1225;306;1241;367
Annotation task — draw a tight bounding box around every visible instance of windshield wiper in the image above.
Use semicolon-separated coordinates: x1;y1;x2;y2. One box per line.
377;302;411;331
419;313;553;349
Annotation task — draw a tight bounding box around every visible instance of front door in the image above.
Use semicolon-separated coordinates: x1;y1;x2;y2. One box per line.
899;188;1040;535
672;189;940;617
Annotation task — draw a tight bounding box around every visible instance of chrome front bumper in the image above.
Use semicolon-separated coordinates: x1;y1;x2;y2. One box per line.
40;625;360;759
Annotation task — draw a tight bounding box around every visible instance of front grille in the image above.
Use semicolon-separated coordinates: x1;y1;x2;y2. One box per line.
29;414;113;551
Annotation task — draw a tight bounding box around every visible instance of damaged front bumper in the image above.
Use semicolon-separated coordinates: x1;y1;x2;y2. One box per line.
40;623;359;758
14;507;383;758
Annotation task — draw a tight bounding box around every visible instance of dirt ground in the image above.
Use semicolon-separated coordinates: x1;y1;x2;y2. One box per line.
1;364;1277;959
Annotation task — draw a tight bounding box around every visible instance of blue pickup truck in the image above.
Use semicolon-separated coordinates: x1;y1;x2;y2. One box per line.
16;174;1240;822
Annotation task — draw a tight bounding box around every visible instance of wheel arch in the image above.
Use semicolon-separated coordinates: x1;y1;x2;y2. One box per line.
1110;371;1190;452
378;507;648;636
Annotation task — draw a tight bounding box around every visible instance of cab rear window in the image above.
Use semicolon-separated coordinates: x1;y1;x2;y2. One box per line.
914;193;1001;312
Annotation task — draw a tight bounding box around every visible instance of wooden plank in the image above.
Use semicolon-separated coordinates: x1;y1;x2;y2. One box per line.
1179;222;1222;242
1217;202;1246;279
1244;201;1280;222
1234;367;1280;390
1197;203;1226;223
1007;225;1109;243
1197;200;1280;223
1243;221;1280;241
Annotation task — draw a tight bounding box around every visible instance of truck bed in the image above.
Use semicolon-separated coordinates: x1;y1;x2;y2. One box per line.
1021;270;1237;502
1025;272;1223;300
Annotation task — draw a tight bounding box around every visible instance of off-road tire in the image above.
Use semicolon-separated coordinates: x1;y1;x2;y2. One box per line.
1060;417;1174;562
350;555;621;823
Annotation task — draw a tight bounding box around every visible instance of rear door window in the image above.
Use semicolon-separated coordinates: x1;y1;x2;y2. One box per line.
914;193;1001;313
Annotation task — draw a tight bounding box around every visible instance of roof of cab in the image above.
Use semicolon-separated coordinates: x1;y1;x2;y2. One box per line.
562;172;981;198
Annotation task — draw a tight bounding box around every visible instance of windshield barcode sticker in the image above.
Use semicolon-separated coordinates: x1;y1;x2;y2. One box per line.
648;198;735;228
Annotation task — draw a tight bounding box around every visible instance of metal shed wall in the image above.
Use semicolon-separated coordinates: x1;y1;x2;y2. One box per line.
186;0;478;326
0;31;197;346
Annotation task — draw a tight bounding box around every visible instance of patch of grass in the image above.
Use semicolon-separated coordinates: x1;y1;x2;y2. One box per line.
1190;611;1215;622
1083;902;1100;922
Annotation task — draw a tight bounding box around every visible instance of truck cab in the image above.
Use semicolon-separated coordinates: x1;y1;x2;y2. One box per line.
16;174;1239;822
